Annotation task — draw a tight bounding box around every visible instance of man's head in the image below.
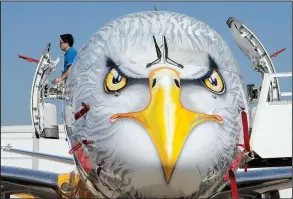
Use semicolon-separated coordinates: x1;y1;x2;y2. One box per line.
60;34;74;51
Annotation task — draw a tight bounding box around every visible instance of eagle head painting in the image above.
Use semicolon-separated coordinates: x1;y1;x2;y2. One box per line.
66;11;248;199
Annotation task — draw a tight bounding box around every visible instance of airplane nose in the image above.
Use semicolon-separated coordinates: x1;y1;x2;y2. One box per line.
113;142;205;198
111;67;223;184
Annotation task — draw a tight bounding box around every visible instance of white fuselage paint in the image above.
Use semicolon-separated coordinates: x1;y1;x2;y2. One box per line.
68;11;248;198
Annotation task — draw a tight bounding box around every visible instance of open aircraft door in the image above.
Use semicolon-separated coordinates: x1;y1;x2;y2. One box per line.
30;43;63;139
226;17;281;103
226;17;291;165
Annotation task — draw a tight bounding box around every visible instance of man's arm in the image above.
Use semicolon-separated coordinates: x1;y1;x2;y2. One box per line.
52;65;72;83
53;49;77;83
59;65;72;81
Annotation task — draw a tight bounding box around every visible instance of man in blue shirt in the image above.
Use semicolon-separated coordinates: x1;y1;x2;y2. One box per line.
52;34;78;83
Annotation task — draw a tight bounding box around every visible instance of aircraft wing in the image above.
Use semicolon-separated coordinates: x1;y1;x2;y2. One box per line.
214;167;292;198
1;145;74;198
1;146;74;165
1;164;291;198
1;166;59;198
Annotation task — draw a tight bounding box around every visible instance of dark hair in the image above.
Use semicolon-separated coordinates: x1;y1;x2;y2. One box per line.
60;34;74;47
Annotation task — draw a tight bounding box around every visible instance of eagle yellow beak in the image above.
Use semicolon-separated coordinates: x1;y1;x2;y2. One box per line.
110;67;223;183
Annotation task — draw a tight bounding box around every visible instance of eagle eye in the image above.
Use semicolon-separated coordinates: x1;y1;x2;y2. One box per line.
104;68;128;93
201;69;225;94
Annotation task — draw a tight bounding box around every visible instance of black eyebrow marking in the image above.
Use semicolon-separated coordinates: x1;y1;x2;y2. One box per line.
199;69;213;80
106;57;117;68
208;55;219;70
105;57;131;79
